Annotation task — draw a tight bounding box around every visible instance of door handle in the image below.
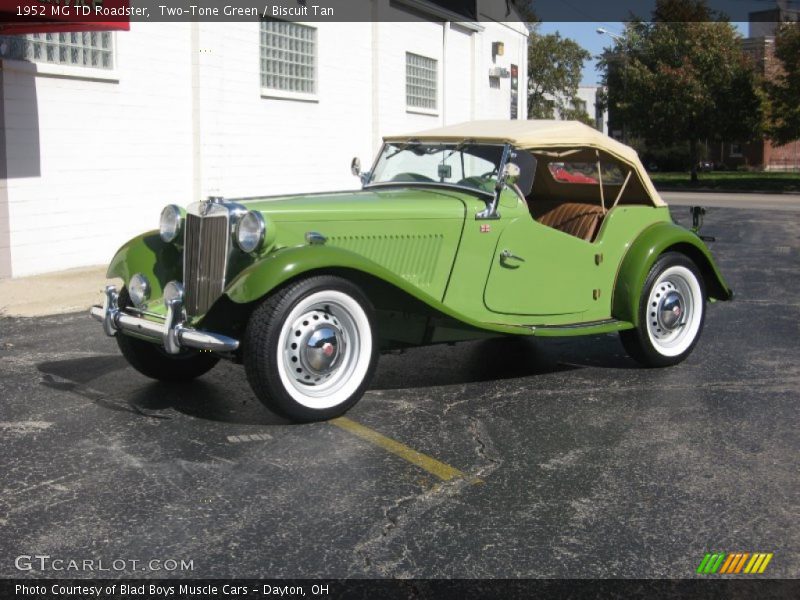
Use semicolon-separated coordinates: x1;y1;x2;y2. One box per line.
500;249;525;264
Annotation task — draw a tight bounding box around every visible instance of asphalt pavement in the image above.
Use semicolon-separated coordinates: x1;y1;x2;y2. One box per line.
0;198;798;579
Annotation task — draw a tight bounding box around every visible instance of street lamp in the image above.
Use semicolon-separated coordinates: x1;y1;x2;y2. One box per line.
597;27;627;143
596;27;623;43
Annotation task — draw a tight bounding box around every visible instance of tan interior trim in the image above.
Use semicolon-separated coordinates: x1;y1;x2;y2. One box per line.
531;148;584;159
612;170;633;210
596;150;605;213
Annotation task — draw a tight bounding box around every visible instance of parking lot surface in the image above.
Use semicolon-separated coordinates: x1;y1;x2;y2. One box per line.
1;203;798;578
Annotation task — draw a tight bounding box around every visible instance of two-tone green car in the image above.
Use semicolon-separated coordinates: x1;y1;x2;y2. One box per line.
91;120;732;421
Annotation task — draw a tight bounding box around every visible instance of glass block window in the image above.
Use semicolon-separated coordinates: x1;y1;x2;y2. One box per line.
260;21;317;94
0;32;114;69
406;52;437;110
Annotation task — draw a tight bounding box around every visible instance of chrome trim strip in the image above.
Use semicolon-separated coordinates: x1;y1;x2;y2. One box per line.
90;284;239;354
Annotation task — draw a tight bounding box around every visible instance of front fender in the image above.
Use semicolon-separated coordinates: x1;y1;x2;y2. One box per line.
106;230;182;298
223;245;528;335
225;244;442;306
612;222;732;325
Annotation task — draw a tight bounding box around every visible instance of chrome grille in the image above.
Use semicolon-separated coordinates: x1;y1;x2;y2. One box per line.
183;213;229;315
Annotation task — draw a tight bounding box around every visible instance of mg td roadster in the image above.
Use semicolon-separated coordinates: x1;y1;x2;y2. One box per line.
91;120;731;421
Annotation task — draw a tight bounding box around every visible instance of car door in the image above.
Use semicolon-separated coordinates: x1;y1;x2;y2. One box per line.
484;215;598;317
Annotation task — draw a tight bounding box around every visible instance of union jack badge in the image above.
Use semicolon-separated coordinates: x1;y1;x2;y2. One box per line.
480;224;491;233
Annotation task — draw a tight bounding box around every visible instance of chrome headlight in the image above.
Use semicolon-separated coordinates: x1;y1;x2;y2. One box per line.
159;204;182;243
163;281;185;305
129;273;150;307
235;211;266;253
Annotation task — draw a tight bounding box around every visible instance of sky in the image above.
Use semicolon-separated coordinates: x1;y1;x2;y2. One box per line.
538;21;750;86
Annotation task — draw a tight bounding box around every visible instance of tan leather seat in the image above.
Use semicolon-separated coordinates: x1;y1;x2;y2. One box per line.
532;202;605;242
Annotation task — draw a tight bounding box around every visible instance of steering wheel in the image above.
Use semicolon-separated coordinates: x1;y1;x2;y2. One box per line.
457;170;498;190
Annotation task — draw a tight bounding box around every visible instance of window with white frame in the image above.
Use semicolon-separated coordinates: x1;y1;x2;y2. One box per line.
406;52;437;111
0;32;114;69
260;21;317;95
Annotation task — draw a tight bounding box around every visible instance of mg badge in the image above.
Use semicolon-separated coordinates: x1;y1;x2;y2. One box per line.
199;201;210;217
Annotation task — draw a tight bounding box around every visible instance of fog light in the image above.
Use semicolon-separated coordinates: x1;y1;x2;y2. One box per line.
129;273;150;307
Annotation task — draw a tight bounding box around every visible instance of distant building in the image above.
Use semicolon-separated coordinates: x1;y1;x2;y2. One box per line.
709;2;800;171
575;85;608;135
535;85;608;134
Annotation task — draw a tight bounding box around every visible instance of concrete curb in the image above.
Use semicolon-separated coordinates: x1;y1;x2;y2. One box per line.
0;266;120;318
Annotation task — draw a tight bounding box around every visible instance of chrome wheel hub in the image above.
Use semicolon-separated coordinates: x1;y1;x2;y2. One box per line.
284;308;349;386
657;290;684;331
647;279;689;340
304;326;341;374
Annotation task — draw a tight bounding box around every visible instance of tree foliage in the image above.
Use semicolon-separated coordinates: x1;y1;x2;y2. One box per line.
766;22;800;145
527;28;592;122
598;0;764;178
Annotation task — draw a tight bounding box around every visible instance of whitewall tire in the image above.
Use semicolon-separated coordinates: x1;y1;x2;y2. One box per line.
620;252;706;367
244;276;378;421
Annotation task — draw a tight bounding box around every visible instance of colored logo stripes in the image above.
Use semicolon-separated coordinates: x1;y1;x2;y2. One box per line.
697;552;773;574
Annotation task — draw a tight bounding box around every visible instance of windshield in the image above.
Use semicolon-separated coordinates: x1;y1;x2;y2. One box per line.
368;142;505;193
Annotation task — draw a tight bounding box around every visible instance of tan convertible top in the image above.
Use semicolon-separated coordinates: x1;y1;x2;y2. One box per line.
384;120;665;207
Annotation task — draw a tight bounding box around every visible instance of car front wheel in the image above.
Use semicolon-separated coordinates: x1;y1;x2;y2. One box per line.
620;252;706;367
243;275;378;422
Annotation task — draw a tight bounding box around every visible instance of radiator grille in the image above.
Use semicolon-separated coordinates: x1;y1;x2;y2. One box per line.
183;213;229;315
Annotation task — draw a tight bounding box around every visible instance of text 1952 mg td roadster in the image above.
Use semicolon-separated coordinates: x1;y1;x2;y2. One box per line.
91;120;732;421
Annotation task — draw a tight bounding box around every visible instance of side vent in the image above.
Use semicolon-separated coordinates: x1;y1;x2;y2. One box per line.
328;234;444;288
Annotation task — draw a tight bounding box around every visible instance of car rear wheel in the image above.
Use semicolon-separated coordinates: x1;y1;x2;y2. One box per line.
620;252;706;367
243;275;378;422
115;287;220;381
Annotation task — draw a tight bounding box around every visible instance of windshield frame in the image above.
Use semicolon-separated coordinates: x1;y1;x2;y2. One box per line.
363;141;511;199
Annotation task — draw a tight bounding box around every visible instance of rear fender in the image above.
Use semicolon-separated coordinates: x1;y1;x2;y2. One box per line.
612;222;732;326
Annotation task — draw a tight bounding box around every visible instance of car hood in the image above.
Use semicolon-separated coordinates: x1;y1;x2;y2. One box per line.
237;186;477;221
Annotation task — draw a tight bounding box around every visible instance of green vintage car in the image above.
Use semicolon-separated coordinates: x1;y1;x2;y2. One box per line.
91;120;732;421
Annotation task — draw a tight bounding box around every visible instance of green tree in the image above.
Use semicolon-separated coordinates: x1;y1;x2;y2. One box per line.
766;22;800;145
599;0;764;181
527;29;592;122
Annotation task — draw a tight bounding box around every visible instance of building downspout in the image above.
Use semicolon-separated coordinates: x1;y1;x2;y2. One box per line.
0;68;11;278
442;21;449;125
371;0;380;153
190;22;202;204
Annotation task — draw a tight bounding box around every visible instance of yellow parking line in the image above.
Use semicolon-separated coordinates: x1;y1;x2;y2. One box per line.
330;417;477;483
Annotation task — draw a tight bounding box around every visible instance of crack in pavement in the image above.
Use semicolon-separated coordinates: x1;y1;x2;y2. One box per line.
351;417;502;576
467;415;502;480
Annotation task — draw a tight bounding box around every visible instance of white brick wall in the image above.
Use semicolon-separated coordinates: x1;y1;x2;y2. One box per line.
2;22;194;276
1;15;528;277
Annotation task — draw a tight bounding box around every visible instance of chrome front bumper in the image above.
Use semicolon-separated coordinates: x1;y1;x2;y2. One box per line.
89;285;239;354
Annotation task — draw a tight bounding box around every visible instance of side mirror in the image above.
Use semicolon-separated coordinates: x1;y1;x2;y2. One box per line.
500;162;521;186
351;156;370;186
